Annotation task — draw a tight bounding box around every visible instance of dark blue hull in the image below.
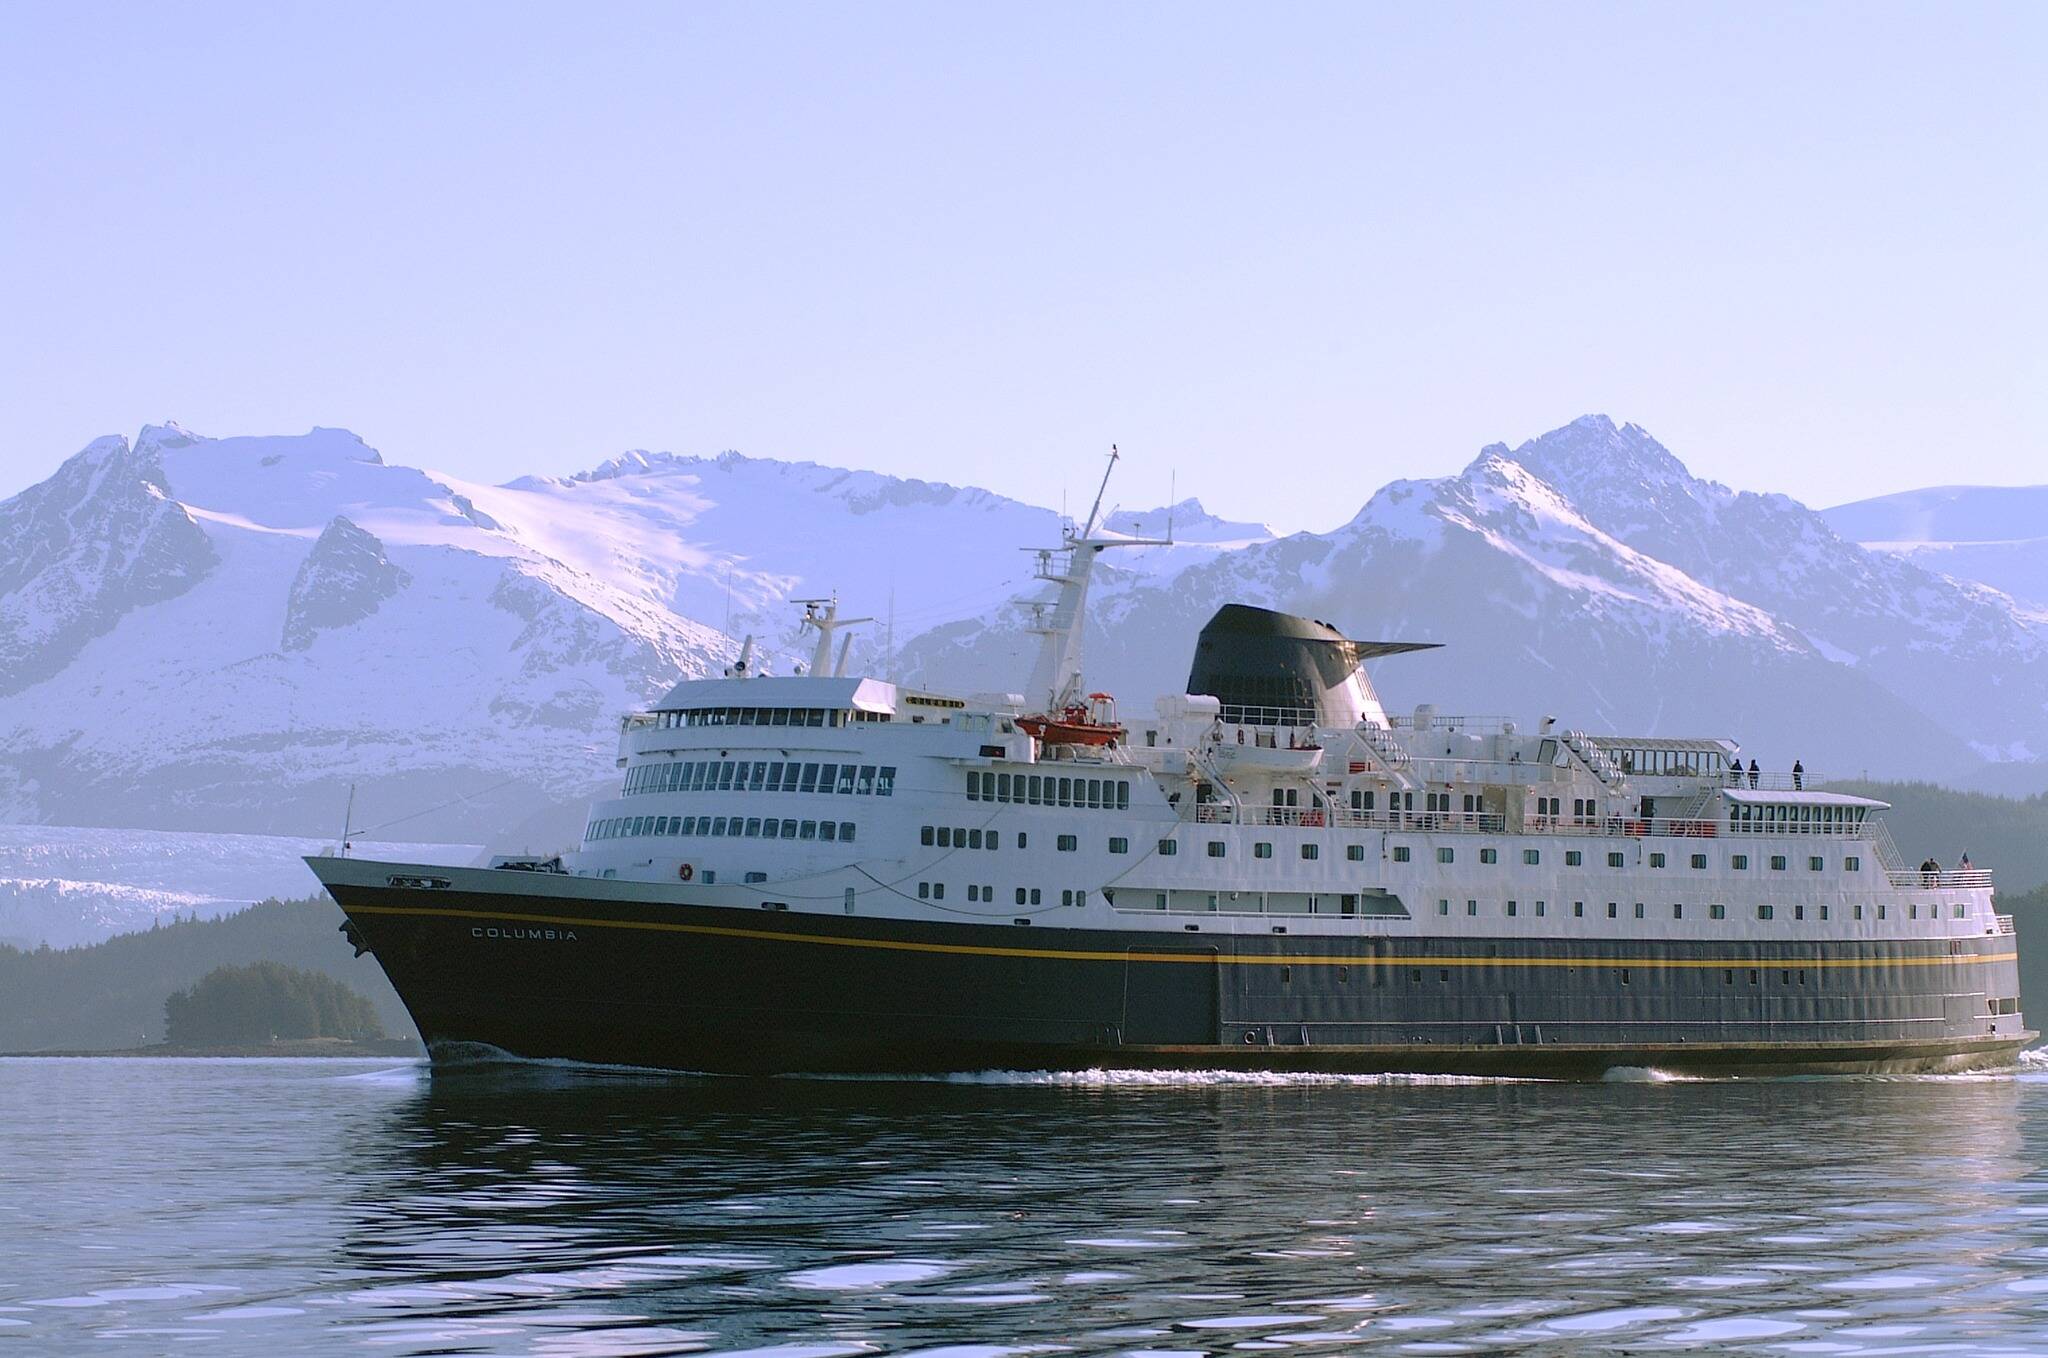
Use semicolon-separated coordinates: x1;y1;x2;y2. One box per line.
317;874;2032;1078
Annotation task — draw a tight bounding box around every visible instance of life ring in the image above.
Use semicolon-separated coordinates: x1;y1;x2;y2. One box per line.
678;863;694;882
1242;1030;1258;1045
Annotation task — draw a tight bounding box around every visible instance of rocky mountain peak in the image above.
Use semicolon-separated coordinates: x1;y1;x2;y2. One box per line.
0;434;218;695
280;517;411;652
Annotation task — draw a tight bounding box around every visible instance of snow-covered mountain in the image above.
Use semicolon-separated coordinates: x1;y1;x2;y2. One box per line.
1823;485;2048;611
4;413;2046;874
0;425;1065;843
898;418;2048;783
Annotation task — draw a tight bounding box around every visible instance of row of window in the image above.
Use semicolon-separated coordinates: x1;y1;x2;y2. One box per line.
967;771;1131;810
587;814;857;843
914;881;1091;908
1380;844;1862;872
922;824;1002;851
624;759;896;797
1430;897;1966;921
652;706;853;728
1730;802;1869;831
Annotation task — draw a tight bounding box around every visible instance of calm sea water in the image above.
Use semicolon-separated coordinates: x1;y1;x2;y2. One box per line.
10;1059;2048;1355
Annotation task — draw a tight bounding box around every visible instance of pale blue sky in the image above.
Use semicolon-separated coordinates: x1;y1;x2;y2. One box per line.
3;2;2041;530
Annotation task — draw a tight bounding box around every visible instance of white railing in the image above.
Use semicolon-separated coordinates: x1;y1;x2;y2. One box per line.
1885;867;1995;889
1387;713;1513;734
1719;769;1828;792
1996;914;2017;935
1182;806;1907;845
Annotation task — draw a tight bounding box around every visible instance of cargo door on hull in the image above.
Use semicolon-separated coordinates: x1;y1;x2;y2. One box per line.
1121;947;1221;1046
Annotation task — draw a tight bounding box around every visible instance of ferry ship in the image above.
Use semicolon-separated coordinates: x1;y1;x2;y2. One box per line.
310;459;2031;1077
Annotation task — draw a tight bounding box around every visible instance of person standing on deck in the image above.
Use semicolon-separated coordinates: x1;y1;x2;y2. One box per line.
1792;759;1805;790
1748;758;1761;788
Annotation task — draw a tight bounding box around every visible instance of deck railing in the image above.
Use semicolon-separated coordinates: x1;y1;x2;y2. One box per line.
1183;806;1909;845
1885;867;1995;889
1996;914;2017;935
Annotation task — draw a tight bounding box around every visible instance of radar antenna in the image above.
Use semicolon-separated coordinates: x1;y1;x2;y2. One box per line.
794;595;873;677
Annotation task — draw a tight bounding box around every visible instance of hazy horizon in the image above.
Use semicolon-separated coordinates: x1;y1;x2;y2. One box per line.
4;2;2042;532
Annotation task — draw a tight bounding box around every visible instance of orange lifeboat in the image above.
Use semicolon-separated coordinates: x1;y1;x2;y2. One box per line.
1019;693;1124;747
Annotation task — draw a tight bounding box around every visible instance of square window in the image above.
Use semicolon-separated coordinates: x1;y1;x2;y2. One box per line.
1809;856;1824;872
1710;903;1726;920
1479;847;1498;864
1109;837;1129;854
1301;843;1320;860
1254;842;1273;859
1770;855;1788;871
1757;904;1773;920
1347;844;1365;861
1393;846;1412;863
920;825;935;846
1437;847;1455;864
1607;852;1625;868
1732;854;1749;870
1208;841;1227;858
1159;839;1178;856
1649;852;1666;868
1566;851;1583;866
1523;849;1541;865
1845;855;1861;871
1057;834;1077;852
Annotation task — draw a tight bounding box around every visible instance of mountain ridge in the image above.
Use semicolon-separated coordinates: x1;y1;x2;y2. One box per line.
3;414;2045;848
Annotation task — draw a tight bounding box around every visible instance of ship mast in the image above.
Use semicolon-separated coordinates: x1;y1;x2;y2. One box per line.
795;595;872;677
1023;446;1169;713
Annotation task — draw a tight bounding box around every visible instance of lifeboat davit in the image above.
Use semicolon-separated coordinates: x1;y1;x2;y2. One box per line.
1019;693;1124;747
